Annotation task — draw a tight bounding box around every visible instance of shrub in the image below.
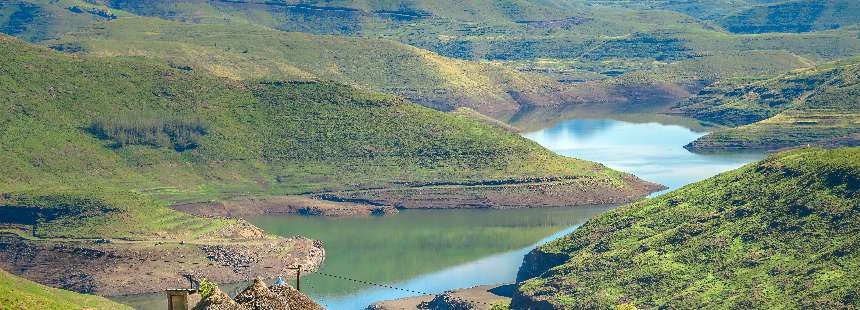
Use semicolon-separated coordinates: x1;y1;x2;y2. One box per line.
197;278;217;299
89;113;207;151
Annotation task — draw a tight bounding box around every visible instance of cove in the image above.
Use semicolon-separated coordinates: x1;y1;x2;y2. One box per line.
523;118;765;193
113;117;764;309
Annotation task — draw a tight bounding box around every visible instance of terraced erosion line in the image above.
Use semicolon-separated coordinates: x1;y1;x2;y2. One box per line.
309;175;665;210
169;175;664;221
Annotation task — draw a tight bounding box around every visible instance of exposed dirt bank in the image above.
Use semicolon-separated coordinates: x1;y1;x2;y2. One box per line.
171;196;399;218
368;284;513;310
686;132;860;153
322;175;665;210
0;222;324;296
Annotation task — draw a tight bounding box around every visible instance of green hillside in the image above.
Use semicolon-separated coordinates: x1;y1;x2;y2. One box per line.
674;57;860;151
66;0;860;115
92;0;860;75
0;268;130;310
513;147;860;309
0;34;646;237
0;0;141;42
5;0;860;118
47;16;572;114
720;0;860;34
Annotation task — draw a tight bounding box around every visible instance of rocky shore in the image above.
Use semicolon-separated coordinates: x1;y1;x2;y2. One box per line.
0;222;324;296
368;284;513;310
322;175;664;210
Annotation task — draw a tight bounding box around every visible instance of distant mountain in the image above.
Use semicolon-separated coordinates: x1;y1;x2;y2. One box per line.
71;0;860;111
0;268;130;310
5;0;860;115
513;147;860;309
673;57;860;151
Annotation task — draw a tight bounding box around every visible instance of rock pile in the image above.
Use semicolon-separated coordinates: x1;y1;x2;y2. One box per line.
234;278;291;310
193;278;325;310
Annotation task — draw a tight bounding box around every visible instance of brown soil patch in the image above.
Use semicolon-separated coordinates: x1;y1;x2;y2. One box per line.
326;176;664;210
0;223;324;296
369;284;512;310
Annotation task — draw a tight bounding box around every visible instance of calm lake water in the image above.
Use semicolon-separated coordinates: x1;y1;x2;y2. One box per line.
523;118;765;193
113;117;764;309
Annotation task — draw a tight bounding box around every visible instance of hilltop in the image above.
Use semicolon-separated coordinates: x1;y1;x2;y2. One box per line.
674;57;860;151
513;147;860;309
0;268;131;310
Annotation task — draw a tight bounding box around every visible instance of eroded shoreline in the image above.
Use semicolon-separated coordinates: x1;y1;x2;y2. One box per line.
0;222;324;297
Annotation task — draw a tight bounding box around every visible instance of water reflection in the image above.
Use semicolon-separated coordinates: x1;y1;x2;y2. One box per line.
113;117;764;310
523;118;765;192
114;207;614;309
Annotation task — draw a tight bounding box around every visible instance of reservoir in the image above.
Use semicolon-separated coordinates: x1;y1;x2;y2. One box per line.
114;117;764;309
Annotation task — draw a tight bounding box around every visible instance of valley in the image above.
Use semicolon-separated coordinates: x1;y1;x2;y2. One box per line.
1;1;859;309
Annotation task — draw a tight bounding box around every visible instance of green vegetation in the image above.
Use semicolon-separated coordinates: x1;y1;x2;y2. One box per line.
90;114;207;151
720;0;860;34
0;34;629;239
513;147;860;309
6;0;860;117
491;300;512;310
89;0;860;83
2;2;575;115
197;278;218;299
675;57;860;151
0;268;131;310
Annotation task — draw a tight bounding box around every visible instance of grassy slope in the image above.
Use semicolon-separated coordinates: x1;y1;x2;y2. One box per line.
50;16;572;114
0;34;631;239
6;0;860;118
0;0;116;42
674;57;860;151
94;0;860;82
720;0;860;34
0;269;131;310
1;1;574;115
74;0;860;120
513;147;860;309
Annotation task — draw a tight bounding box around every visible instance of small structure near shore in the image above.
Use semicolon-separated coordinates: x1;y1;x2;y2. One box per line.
190;278;324;310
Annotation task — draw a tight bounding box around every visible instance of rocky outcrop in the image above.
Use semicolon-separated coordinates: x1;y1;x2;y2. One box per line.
515;249;569;284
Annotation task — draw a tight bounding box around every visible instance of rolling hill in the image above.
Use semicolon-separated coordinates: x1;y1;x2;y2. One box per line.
0;33;653;231
1;0;582;115
513;147;860;309
5;0;860;118
720;0;860;34
673;57;860;151
0;33;657;296
48;16;575;114
67;0;860;115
